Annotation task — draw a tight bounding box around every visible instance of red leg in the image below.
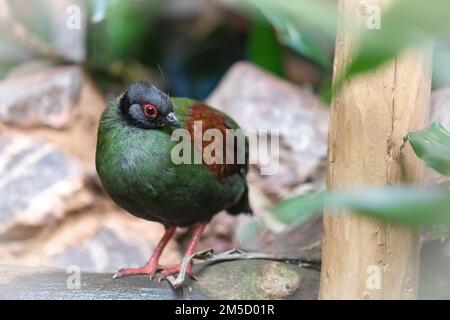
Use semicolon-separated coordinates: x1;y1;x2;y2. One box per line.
160;223;207;279
113;226;176;279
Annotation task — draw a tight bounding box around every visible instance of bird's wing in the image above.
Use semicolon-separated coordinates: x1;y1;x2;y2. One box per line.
181;102;249;181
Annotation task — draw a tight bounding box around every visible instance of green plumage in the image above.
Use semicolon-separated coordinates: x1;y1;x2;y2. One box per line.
96;97;251;227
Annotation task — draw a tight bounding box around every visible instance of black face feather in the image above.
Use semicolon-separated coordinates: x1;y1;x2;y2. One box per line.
119;81;180;129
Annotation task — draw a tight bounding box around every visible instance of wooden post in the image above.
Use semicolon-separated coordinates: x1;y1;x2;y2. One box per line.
320;0;432;299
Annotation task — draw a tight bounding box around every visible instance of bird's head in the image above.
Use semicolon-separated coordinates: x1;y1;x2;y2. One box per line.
119;81;180;129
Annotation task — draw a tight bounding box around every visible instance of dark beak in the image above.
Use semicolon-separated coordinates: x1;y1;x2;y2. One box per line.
164;112;180;128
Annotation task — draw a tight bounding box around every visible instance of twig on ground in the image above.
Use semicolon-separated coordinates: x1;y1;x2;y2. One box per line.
168;248;320;289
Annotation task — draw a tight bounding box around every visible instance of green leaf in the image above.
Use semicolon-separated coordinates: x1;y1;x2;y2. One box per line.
270;190;325;225
326;186;450;226
236;0;336;67
271;186;450;228
407;123;450;176
344;0;450;80
247;19;285;77
258;0;338;38
253;3;329;67
87;0;164;69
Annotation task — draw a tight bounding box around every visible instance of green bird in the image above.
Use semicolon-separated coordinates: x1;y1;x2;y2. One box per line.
96;81;252;279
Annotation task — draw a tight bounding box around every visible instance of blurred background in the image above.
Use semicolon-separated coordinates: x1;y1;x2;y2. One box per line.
1;0;450;299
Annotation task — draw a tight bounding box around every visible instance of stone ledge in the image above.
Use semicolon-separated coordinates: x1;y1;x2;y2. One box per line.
0;260;319;300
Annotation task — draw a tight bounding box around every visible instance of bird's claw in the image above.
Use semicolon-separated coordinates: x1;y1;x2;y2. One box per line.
113;261;197;290
113;272;122;279
112;265;159;279
159;263;195;280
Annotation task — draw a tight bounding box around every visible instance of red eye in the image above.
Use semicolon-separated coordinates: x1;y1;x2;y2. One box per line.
143;104;158;118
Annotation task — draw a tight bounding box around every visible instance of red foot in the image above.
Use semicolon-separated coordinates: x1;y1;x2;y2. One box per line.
159;263;194;279
113;224;206;282
113;263;160;279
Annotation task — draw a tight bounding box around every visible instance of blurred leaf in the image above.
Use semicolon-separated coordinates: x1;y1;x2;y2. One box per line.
407;123;450;176
344;0;450;80
90;0;109;23
317;76;332;105
257;0;338;38
432;41;450;89
249;1;329;67
87;0;163;69
270;191;324;225
247;19;284;76
327;187;450;226
271;185;450;227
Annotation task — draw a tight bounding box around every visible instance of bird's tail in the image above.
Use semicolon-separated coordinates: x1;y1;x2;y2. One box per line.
226;187;253;215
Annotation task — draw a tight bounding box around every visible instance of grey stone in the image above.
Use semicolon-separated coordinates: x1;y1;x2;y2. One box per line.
0;62;82;128
236;214;322;264
46;0;87;63
190;260;319;300
0;260;320;300
0;265;182;300
48;226;152;273
0;134;84;240
0;0;86;64
207;62;329;200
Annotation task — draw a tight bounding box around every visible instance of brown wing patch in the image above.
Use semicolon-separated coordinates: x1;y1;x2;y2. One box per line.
185;103;242;180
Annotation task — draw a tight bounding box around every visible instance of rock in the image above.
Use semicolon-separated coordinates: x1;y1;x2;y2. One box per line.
258;215;322;263
190;260;319;300
236;214;322;263
0;265;182;300
0;1;38;69
420;237;450;299
0;134;85;240
207;62;329;201
0;204;181;271
48;226;153;273
0;260;319;299
1;66;105;170
3;60;53;79
46;0;87;63
257;262;301;299
0;62;82;128
0;0;86;64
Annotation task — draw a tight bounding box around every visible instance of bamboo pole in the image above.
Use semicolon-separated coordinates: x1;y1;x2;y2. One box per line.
320;0;432;299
